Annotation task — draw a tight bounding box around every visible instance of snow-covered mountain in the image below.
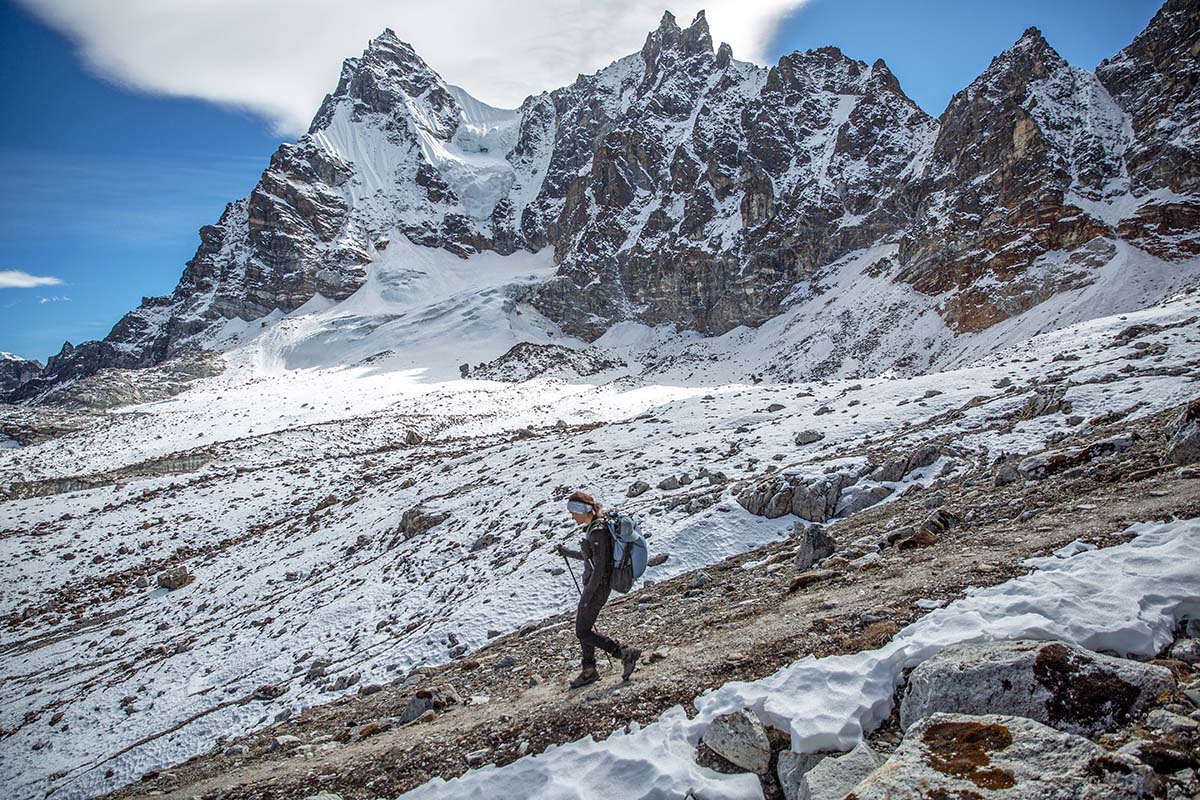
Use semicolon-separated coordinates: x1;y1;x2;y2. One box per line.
9;1;1199;403
0;353;42;397
3;5;1200;798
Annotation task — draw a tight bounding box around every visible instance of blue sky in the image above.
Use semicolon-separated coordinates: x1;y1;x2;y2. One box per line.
0;0;1163;363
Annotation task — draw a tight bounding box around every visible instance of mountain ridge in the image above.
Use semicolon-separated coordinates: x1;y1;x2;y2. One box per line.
8;2;1199;403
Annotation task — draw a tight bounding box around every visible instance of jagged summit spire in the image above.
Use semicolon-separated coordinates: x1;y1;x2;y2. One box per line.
1017;26;1047;45
643;8;714;64
366;27;418;56
716;41;733;68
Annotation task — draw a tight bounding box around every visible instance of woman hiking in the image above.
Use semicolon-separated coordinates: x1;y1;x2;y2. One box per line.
555;490;641;689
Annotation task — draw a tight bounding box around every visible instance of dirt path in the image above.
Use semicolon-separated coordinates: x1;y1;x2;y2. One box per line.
104;407;1200;800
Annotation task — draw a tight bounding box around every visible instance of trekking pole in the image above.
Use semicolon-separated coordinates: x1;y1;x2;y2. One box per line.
562;554;582;596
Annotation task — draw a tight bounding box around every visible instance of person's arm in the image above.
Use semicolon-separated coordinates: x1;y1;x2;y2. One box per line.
556;542;585;560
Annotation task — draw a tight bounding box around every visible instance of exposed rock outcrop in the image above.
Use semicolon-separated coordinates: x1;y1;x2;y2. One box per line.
1164;396;1200;465
900;639;1175;736
849;713;1154;799
472;343;625;382
0;353;42;395
700;708;771;774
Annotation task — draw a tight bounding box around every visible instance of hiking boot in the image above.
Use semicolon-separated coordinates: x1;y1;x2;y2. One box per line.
569;665;600;689
620;646;642;680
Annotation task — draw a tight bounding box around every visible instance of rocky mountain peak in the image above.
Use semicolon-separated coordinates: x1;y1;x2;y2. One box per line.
0;353;43;395
309;26;458;139
682;10;714;55
954;25;1069;110
1097;0;1200;196
715;41;733;68
642;9;714;74
8;1;1197;403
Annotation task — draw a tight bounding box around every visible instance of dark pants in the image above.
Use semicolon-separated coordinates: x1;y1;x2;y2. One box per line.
576;582;621;666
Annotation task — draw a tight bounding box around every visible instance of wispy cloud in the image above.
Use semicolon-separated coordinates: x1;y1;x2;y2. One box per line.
37;295;72;304
0;270;63;288
17;0;808;135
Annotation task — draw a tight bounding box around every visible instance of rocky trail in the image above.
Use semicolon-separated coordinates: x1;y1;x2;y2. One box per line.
103;404;1200;800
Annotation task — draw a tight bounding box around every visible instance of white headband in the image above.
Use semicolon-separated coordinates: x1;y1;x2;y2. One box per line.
567;499;592;514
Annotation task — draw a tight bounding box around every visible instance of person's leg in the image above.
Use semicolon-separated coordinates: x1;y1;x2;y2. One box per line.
576;588;621;658
569;594;602;688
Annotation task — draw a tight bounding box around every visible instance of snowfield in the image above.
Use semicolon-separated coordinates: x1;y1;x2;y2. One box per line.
1;240;1199;800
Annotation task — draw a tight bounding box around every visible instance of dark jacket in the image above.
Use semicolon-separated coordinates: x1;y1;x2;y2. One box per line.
561;516;612;596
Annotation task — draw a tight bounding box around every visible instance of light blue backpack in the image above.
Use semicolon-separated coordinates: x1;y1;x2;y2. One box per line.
606;511;648;593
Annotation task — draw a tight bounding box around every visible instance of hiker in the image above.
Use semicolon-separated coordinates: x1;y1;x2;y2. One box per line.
555;490;641;688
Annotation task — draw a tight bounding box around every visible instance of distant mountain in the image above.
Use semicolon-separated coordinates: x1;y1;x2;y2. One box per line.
10;0;1199;403
0;353;42;395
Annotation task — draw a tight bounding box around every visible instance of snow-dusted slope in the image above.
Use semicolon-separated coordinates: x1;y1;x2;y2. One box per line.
402;516;1200;799
2;286;1199;799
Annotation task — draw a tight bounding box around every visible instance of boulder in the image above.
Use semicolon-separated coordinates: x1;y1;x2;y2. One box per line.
1018;433;1138;480
738;473;854;522
870;457;907;483
791;477;843;522
849;713;1153;799
776;751;826;800
792;523;835;571
626;480;650;497
700;708;771;774
900;640;1175;736
398;685;460;724
798;741;880;800
1169;638;1200;665
1144;708;1198;733
835;484;893;517
871;443;942;483
1164;397;1200;465
156;566;191;590
905;443;940;473
398;505;449;538
1016;384;1071;419
795;430;825;446
657;475;681;491
270;734;302;752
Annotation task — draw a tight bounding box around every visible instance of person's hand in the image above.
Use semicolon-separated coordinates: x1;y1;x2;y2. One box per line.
554;543;566;556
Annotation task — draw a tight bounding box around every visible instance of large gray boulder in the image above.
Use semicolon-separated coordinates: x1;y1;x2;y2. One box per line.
776;751;826;800
1018;433;1137;480
1164;397;1200;465
835;484;893;517
792;523;835;571
871;444;941;482
156;566;191;590
900;639;1174;736
798;742;881;800
700;708;771;774
849;713;1152;799
737;473;853;522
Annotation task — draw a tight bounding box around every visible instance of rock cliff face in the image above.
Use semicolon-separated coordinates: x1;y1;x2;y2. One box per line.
0;353;42;395
10;2;1199;401
530;13;936;338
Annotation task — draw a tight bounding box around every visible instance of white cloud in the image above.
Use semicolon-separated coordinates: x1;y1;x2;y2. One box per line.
37;295;72;304
0;270;63;288
17;0;807;136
